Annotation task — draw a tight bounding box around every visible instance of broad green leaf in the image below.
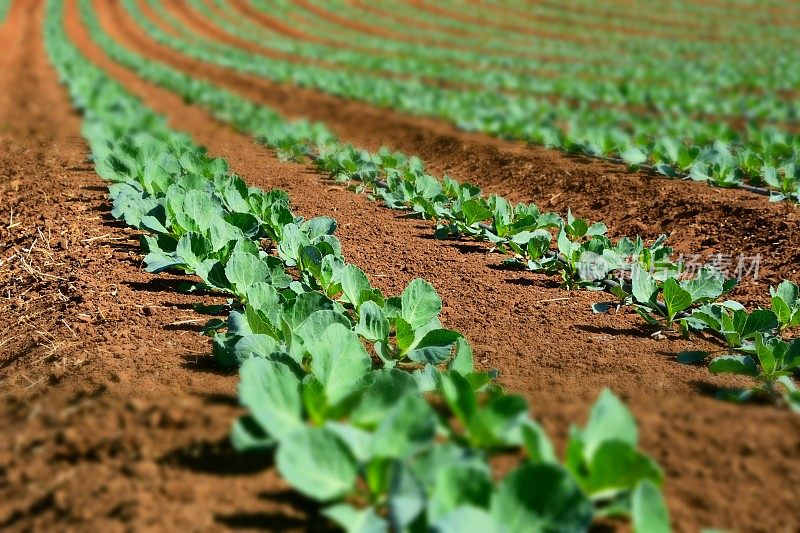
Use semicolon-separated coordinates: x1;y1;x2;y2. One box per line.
233;334;280;362
479;394;529;446
181;189;225;233
224;247;272;297
621;146;647;166
490;463;593;532
772;296;792;327
337;264;372;308
754;335;777;375
283;292;336;329
567;217;589;238
277;223;311;266
708;355;759;377
302;216;337;240
447;338;475;375
388;462;425;530
355;301;389;343
230;414;273;453
301;376;328;426
208;219;247;253
663;277;692;321
308;323;372;405
296;310;352;347
461;198;493;226
682;268;724;301
556;228;578;259
582;440;663;497
323;504;387;533
400;278;442;329
581;389;638;461
238;357;302;442
428;466;492;522
772;280;799;307
394;316;416;353
631;265;657;304
410;443;489;493
371;395;436;459
413;363;440;392
245;282;280;312
276;426;357;501
325;422;374;464
741;309;778;338
405;328;462;364
351;369;419;428
175;232;214;276
431;506;505;533
521;420;556;464
440;372;484;444
224;212;261;239
632;481;671;533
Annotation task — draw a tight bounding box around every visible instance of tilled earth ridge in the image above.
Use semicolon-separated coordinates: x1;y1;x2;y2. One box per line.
137;0;800;306
0;0;797;530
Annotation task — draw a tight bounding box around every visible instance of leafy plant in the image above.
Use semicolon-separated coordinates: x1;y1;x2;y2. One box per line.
708;334;800;408
628;266;731;327
770;280;800;331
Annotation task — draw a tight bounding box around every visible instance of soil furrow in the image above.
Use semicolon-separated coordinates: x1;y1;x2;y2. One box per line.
65;0;800;530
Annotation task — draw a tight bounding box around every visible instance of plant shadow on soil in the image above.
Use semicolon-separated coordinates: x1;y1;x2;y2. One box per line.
687;379;774;407
416;233;489;254
123;277;200;294
216;490;335;531
486;264;565;289
92;207;128;225
180;352;235;376
574;323;655;339
194;390;239;407
106;241;141;253
159;435;273;476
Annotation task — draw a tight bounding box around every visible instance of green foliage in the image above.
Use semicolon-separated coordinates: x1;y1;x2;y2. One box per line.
46;2;668;529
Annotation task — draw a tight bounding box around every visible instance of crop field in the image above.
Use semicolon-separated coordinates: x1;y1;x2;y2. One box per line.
0;0;799;531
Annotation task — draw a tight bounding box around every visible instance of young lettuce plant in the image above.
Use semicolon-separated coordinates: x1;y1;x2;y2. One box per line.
707;334;800;410
770;280;800;332
681;305;799;409
376;279;462;368
763;164;800;203
688;303;778;350
552;211;610;288
470;195;561;258
628;265;732;329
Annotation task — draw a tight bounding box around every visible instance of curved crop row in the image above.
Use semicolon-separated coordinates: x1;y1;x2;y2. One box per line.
45;0;670;530
124;0;800;202
190;0;791;132
378;0;800;45
81;0;800;410
181;0;799;127
253;0;800;93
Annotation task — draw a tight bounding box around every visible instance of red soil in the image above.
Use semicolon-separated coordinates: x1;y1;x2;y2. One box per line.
0;0;798;531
